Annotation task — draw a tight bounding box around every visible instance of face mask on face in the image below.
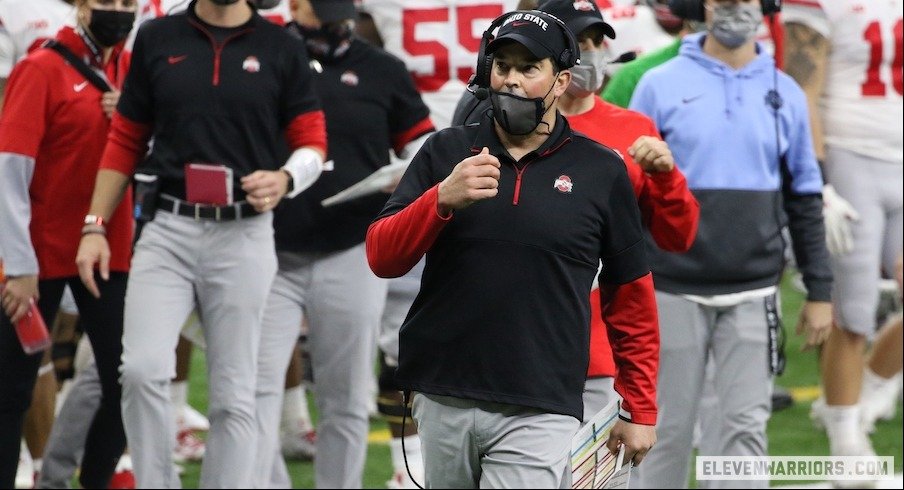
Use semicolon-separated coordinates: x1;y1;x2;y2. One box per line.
295;22;353;62
709;2;763;49
489;79;557;136
567;49;607;98
88;9;135;47
250;0;280;8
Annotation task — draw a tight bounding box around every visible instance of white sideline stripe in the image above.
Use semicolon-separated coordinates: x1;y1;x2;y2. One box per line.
773;473;903;488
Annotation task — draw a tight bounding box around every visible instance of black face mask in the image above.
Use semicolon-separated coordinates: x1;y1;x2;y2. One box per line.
88;9;135;47
294;22;353;62
250;0;280;8
489;80;557;136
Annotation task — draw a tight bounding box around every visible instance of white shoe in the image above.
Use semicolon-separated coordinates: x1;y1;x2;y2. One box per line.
810;396;829;431
386;469;424;489
173;428;206;463
179;404;210;432
281;429;316;461
15;441;34;490
829;432;879;489
116;454;133;472
859;370;900;433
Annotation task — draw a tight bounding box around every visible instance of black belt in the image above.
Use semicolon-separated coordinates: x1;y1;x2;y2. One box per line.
158;194;259;221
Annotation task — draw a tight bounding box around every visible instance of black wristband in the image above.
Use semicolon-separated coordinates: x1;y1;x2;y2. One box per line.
282;169;295;194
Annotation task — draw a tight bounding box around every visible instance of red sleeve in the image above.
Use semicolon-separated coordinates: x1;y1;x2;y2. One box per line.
391;117;434;155
366;184;452;278
284;110;327;156
600;272;659;425
587;288;617;378
98;113;151;175
0;59;50;157
638;168;699;252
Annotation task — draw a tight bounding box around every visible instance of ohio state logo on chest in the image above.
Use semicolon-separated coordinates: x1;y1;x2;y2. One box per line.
554;175;573;193
242;56;260;73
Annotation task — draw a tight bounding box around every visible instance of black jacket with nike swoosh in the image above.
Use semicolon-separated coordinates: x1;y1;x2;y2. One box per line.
116;1;322;200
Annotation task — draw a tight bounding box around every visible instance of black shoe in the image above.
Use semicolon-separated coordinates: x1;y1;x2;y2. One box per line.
772;385;794;412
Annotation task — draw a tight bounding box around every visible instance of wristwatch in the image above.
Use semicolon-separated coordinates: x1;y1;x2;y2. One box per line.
83;215;105;227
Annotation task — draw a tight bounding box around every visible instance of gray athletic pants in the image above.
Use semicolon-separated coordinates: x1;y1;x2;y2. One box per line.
824;147;903;336
412;393;579;489
120;210;277;488
582;377;617;426
37;362;102;489
633;291;773;489
253;244;387;489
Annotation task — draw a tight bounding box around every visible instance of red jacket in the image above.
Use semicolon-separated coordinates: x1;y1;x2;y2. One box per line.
0;27;132;279
567;97;699;378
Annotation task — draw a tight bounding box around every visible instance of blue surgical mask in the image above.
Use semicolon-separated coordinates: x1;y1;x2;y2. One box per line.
709;2;762;49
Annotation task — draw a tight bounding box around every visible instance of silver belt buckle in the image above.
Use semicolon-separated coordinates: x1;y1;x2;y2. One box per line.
215;206;222;221
194;203;201;221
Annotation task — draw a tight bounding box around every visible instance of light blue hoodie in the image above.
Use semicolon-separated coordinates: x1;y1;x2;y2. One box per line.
628;32;831;299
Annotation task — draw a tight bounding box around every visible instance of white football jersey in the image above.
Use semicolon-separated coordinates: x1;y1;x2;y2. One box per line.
784;0;903;163
0;0;75;77
358;0;520;129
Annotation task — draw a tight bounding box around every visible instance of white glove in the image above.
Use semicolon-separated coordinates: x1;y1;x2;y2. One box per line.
282;147;324;199
822;184;860;256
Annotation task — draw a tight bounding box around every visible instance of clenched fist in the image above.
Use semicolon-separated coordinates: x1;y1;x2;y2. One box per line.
437;147;501;216
628;136;674;173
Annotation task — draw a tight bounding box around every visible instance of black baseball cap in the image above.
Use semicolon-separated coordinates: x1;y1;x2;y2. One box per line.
537;0;616;39
486;10;578;69
309;0;357;23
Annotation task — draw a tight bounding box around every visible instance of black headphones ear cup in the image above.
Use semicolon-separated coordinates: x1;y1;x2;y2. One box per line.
473;15;507;89
668;0;781;22
547;12;579;70
471;10;580;90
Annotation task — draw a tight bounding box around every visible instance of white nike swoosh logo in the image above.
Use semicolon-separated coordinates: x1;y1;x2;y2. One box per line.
73;81;89;92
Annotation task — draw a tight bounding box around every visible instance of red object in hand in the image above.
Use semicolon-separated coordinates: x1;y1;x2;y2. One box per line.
15;298;52;355
1;261;51;355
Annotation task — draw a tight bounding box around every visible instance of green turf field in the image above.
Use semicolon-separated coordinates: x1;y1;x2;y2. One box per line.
180;273;902;488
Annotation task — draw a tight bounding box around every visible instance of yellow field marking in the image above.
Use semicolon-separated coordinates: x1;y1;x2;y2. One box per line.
368;428;391;444
789;386;822;402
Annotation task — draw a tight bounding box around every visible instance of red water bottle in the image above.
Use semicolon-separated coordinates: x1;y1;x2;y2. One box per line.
0;260;51;355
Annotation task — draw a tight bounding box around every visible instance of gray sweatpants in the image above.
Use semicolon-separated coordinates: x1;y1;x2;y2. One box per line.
253;244;387;489
120;211;277;488
412;393;579;489
37;362;102;489
633;291;773;490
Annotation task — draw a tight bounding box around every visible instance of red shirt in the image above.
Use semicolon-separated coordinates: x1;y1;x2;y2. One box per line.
0;27;133;278
567;97;699;378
